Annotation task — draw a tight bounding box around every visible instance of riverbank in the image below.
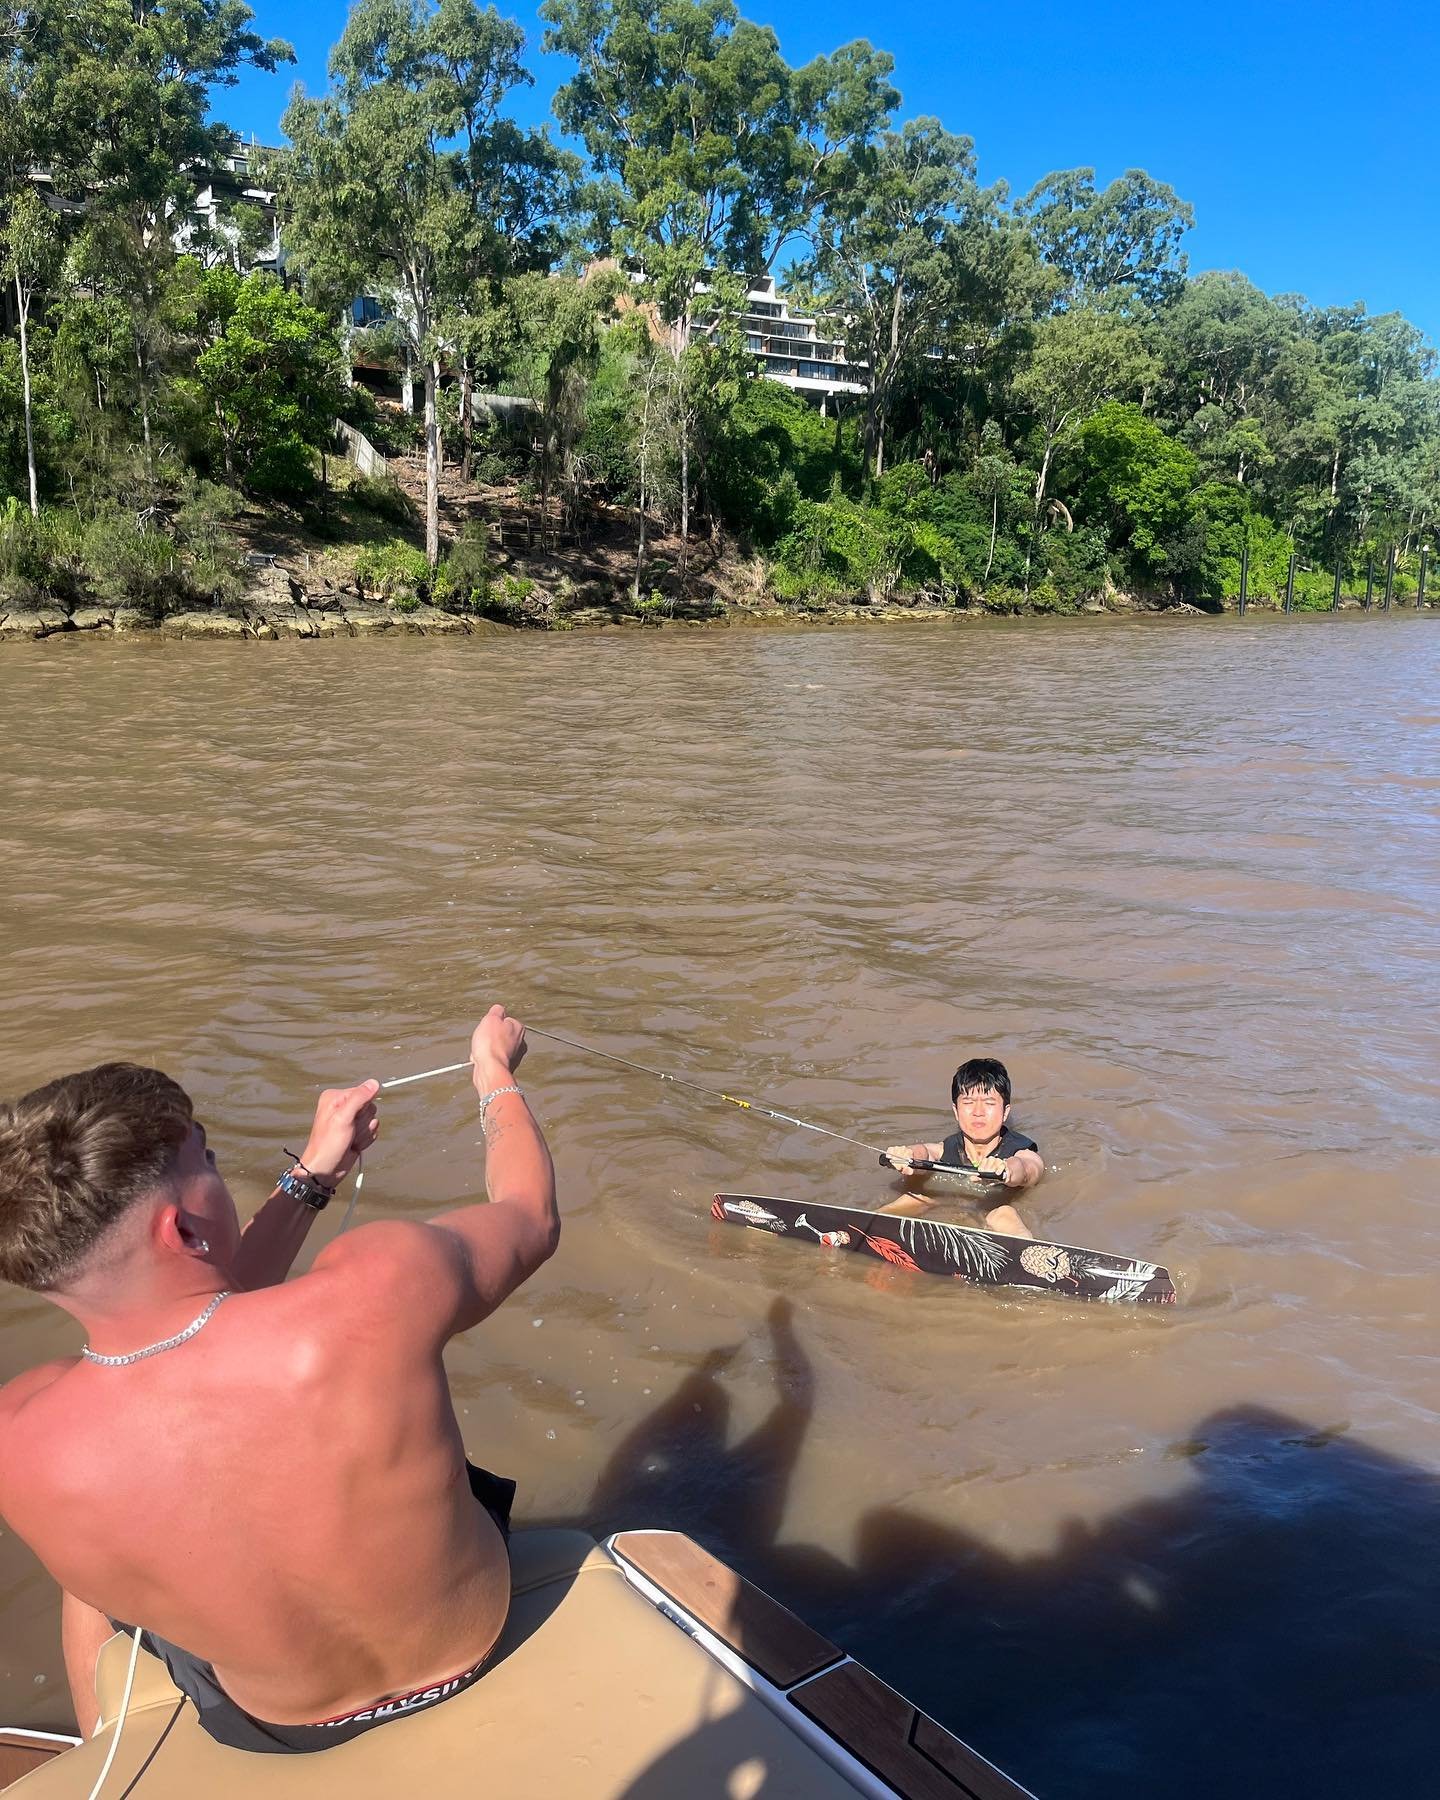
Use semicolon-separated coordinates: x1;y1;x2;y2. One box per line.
0;591;1195;641
3;585;1425;640
0;453;1227;642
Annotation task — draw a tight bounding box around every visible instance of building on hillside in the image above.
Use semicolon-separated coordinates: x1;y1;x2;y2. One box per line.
174;138;284;276
588;262;869;413
695;274;867;412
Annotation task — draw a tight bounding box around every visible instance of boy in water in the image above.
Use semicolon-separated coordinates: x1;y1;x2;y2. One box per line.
884;1057;1043;1240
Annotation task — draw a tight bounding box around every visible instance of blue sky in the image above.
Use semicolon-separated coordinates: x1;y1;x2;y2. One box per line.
216;0;1440;345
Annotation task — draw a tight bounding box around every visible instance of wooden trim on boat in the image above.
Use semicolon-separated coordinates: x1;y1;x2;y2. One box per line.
793;1661;1032;1800
608;1531;1036;1800
609;1529;842;1687
0;1731;80;1790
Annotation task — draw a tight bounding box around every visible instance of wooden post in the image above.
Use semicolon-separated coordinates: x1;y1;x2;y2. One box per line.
1383;544;1395;610
1364;557;1374;611
1419;547;1429;610
1332;555;1343;611
1283;553;1296;614
1238;537;1249;616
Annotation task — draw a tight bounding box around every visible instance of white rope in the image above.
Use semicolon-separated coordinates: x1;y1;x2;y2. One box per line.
378;1060;473;1090
338;1154;363;1234
367;1040;999;1186
85;1625;142;1800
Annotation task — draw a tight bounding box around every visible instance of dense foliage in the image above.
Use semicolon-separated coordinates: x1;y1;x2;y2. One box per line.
3;0;1438;615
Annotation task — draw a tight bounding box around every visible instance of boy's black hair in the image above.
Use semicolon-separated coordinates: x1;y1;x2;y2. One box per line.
951;1058;1011;1107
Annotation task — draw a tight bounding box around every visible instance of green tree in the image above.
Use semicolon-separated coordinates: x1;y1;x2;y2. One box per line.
805;118;1007;479
1;187;60;515
280;0;563;565
1150;272;1294;485
1019;167;1193;314
542;0;896;545
1011;305;1153;579
1073;401;1198;581
192;271;347;496
19;0;293;467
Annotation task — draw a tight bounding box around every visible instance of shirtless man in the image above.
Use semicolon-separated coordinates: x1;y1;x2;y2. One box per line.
0;1004;555;1754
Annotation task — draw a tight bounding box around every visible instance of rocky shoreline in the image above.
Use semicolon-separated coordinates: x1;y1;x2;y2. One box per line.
6;574;1406;644
0;586;1228;643
0;596;1213;640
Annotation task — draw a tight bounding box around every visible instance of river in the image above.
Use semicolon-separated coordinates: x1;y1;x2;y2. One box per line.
0;613;1436;1796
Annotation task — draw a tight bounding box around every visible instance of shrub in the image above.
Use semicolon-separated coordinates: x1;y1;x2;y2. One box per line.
0;501;84;604
707;382;860;546
347;474;418;529
1191;483;1292;603
1027;580;1076;614
432;523;493;612
80;510;182;613
769;495;911;602
354;538;430;600
1041;524;1110;603
902;520;971;601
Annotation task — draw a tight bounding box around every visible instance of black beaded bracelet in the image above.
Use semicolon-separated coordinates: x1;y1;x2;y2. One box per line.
283;1149;339;1199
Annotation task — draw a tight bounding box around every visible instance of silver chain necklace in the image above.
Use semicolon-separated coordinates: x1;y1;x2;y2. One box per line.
81;1291;232;1367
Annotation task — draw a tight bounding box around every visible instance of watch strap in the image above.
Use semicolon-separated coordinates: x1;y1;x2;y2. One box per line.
277;1166;332;1211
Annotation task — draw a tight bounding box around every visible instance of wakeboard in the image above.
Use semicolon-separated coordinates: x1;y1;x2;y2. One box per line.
713;1193;1176;1304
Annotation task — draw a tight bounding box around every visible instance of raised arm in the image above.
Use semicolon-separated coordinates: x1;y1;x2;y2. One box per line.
313;1006;558;1343
430;1006;559;1315
231;1079;380;1290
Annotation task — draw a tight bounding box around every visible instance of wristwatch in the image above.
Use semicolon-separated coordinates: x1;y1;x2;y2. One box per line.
276;1165;336;1211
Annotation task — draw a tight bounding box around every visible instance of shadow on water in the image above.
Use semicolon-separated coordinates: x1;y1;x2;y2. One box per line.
561;1301;1440;1800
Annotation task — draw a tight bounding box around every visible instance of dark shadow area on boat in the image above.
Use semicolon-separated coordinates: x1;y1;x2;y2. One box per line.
556;1303;1440;1800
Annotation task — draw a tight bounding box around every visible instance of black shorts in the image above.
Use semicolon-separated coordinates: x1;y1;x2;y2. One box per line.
108;1462;516;1754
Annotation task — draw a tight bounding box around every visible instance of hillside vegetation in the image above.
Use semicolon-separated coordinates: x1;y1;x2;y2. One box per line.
3;0;1437;627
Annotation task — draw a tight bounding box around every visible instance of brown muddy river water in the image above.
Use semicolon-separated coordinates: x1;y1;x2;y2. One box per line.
0;615;1437;1796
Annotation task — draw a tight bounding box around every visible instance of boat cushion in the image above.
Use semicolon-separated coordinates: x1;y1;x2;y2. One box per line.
12;1530;862;1797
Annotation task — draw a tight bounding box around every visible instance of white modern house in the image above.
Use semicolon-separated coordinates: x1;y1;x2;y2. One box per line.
694;274;867;411
174;138;284;275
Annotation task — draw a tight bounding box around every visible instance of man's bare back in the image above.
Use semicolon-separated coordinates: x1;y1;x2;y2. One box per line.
0;1251;510;1723
0;1006;557;1744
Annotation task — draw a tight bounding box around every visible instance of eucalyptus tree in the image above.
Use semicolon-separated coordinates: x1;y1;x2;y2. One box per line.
1;186;57;513
541;0;896;545
280;0;568;565
1150;272;1295;486
17;0;292;468
803;118;1010;479
1018;167;1194;315
972;418;1019;582
1011;304;1154;581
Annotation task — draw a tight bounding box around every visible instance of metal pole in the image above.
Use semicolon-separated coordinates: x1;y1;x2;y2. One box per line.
1238;538;1249;616
1332;555;1343;612
1284;553;1296;614
1383;545;1395;610
1364;557;1374;611
1419;547;1429;610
